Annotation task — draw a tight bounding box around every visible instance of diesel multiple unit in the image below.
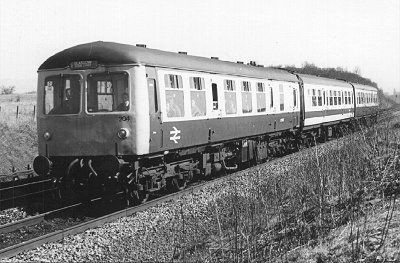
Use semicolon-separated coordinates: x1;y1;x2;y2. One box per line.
33;41;379;203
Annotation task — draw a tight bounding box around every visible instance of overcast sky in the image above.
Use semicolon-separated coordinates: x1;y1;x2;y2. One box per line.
0;0;399;93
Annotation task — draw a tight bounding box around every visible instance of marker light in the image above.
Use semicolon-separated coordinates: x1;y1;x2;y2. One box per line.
43;132;51;141
117;128;129;139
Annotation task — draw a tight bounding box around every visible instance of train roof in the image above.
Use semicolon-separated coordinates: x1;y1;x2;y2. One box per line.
38;41;299;83
351;82;378;92
297;74;351;88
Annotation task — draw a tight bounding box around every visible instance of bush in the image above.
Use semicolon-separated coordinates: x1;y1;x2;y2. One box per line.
0;85;16;95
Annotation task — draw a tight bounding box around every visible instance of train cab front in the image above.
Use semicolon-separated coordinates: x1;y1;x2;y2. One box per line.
32;63;149;200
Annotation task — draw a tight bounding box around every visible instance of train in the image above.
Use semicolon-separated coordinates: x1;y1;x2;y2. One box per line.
32;41;379;204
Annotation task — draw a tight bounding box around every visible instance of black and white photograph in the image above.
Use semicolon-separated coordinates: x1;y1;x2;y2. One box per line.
0;0;399;262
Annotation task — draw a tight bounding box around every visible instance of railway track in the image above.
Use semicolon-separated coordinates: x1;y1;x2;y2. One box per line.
0;178;57;211
0;155;278;259
0;108;396;259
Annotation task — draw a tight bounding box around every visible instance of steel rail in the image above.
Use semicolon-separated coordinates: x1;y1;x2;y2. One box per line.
0;179;52;192
0;188;58;203
0;202;83;234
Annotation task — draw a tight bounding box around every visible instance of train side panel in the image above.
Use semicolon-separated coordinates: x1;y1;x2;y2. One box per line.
300;75;354;128
353;83;379;118
147;68;300;153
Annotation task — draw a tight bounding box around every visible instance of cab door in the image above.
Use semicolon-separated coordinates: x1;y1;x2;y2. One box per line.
147;70;162;152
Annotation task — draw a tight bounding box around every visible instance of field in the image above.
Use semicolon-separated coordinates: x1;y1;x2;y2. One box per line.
0;93;37;174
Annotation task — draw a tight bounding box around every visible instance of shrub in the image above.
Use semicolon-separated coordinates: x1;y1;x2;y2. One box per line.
0;85;16;95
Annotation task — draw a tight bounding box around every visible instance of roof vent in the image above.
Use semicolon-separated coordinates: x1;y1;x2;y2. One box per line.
136;44;147;48
211;57;219;60
257;65;264;67
249;61;257;66
178;51;187;55
237;61;244;64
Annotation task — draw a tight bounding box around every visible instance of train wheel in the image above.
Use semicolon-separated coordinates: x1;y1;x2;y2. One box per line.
167;177;187;192
131;190;149;205
59;176;77;204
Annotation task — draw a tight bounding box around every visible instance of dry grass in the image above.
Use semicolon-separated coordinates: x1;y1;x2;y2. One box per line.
0;93;37;174
176;110;400;262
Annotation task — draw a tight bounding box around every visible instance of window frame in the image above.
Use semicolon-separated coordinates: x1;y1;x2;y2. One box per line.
86;71;129;114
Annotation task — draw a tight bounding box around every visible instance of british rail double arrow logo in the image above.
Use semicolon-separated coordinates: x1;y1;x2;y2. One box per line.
170;126;181;144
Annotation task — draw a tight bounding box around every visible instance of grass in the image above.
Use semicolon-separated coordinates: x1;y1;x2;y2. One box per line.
150;109;400;263
0;93;37;174
193;110;400;262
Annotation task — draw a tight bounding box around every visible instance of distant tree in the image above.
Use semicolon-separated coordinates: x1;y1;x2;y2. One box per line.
279;62;377;88
353;66;362;76
0;85;16;95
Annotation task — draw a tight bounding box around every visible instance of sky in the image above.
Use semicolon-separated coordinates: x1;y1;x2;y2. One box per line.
0;0;399;94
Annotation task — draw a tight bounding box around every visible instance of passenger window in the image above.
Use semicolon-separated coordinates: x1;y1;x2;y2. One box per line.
270;85;274;108
329;91;333;105
323;90;325;105
256;82;266;112
224;80;237;115
189;77;206;117
317;90;322;106
334;91;338;105
279;84;284;111
241;81;252;113
312;89;317;106
338;91;342;105
165;74;184;118
293;88;297;108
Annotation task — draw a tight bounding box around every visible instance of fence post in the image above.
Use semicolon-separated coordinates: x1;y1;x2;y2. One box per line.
16;105;19;119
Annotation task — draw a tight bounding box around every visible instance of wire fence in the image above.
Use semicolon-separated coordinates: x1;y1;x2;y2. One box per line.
0;105;36;120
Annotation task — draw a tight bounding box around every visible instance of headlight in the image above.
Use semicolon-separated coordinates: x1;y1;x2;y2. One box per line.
43;132;51;141
117;128;129;139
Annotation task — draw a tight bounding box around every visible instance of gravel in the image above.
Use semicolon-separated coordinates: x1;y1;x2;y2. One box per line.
0;208;29;226
2;139;345;262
